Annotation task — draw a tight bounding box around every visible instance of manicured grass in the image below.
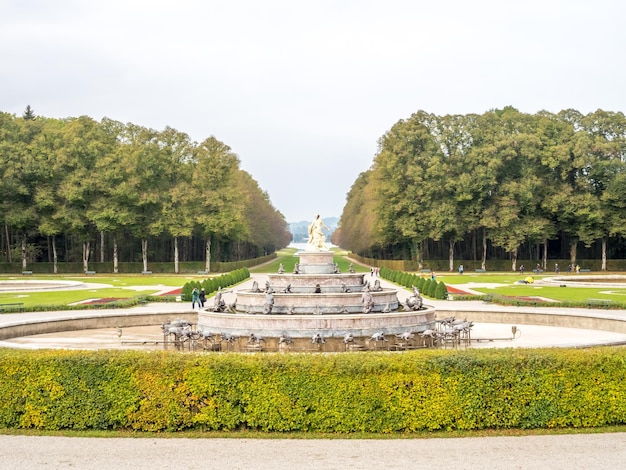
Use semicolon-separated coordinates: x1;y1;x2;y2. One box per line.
0;287;164;307
0;274;200;287
3;258;626;308
0;274;194;307
435;272;626;303
467;284;621;302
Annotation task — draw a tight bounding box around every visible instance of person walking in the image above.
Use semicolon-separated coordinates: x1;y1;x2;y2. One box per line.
199;288;207;308
191;287;201;309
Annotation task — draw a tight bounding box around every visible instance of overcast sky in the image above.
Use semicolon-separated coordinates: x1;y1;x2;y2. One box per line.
2;0;626;223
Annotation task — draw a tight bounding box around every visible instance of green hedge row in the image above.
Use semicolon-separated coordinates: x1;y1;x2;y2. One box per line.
351;253;626;273
181;268;250;301
380;267;448;300
0;255;275;275
1;348;625;432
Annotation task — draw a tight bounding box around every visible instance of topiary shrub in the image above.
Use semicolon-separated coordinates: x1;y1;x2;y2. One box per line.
435;281;448;299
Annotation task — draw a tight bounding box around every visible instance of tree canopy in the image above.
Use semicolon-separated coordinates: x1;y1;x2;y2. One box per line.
0;110;291;271
335;107;626;271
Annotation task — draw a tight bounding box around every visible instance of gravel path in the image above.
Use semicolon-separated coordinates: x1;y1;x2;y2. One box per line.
2;433;626;469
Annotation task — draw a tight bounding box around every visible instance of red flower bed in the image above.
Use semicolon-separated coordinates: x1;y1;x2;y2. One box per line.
161;288;182;296
85;298;121;304
446;286;472;295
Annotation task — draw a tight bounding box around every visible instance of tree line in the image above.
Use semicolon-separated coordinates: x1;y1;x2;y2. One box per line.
0;108;291;273
334;107;626;271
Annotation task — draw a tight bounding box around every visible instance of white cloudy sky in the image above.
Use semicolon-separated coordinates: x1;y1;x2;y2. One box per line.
2;0;625;223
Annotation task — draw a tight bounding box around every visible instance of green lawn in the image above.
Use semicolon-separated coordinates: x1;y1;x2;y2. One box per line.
0;288;156;307
2;257;626;308
0;274;197;307
435;272;626;303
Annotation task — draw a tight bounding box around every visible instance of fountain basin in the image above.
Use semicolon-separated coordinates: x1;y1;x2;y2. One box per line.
269;273;366;290
198;305;435;339
236;288;399;314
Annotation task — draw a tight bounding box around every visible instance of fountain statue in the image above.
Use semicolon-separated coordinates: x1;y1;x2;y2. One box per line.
307;214;330;251
196;213;436;351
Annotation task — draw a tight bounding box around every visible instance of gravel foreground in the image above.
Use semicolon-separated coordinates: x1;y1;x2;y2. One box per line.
2;433;626;469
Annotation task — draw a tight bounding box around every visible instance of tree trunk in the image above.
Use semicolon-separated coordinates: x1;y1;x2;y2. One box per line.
412;239;423;270
602;236;607;271
52;237;58;274
174;236;179;274
511;246;518;272
205;237;211;273
542;239;548;270
481;227;487;270
21;235;27;270
142;239;148;272
113;235;119;274
83;241;91;272
570;241;577;267
448;240;455;272
5;224;11;263
100;231;105;262
472;229;477;261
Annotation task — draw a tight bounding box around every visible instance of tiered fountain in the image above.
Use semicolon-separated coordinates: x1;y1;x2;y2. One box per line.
197;215;436;351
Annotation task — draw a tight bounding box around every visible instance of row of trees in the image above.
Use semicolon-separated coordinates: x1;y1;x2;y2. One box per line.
334;107;626;271
0;108;291;272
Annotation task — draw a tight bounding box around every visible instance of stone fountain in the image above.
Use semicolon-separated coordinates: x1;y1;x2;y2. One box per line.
197;216;436;351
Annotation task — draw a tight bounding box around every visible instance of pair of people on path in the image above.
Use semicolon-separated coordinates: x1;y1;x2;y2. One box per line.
192;287;206;309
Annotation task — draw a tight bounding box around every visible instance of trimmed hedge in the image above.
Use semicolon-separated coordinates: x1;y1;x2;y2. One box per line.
380;267;448;300
0;254;275;275
351;253;626;273
181;268;250;301
1;348;625;432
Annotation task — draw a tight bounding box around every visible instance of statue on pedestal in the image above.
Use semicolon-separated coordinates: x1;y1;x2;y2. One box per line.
307;214;330;251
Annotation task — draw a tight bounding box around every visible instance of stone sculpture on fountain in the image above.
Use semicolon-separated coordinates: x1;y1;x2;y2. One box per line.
307;214;330;251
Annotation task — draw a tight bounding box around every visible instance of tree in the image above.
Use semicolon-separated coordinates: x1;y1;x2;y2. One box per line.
86;119;137;273
33;117;67;273
22;105;36;121
116;124;172;272
157;127;195;273
335;171;379;254
474;108;545;271
191;137;246;272
371;111;440;263
1;114;45;269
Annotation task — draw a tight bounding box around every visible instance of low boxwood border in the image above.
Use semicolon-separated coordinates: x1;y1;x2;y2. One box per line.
1;348;625;433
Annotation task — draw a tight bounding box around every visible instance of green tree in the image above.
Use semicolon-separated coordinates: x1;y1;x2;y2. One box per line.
2;115;45;269
33;117;67;273
53;116;109;271
192;137;245;272
117;124;173;272
372;111;439;263
157;127;195;273
22;105;36;121
238;170;290;256
87;118;136;273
